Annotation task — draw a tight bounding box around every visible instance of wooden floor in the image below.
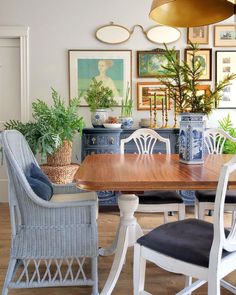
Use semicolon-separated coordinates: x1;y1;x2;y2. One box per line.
0;203;234;295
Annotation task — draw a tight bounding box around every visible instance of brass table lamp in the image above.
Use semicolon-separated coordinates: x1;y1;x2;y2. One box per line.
149;0;235;27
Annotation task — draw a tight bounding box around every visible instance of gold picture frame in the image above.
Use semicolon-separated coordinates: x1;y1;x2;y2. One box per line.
137;82;171;111
185;48;212;81
214;25;236;47
187;26;209;44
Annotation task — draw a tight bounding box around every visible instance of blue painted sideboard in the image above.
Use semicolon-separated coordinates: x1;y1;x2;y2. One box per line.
81;127;194;207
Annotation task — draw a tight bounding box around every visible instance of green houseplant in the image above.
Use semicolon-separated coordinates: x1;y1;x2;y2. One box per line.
218;114;236;154
84;78;117;127
4;88;84;163
119;83;133;129
160;43;236;164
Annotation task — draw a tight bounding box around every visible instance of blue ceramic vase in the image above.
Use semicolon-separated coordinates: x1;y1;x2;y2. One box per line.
179;113;205;165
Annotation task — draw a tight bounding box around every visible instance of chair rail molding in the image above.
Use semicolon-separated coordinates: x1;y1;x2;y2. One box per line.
0;26;30;122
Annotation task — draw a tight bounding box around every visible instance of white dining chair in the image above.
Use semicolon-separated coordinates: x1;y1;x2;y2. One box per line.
195;128;236;220
133;153;236;295
120;128;185;224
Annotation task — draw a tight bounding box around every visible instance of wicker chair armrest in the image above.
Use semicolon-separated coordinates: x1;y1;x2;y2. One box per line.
52;182;85;195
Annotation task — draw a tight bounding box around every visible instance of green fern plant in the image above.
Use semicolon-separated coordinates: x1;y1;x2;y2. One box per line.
4;88;84;160
218;114;236;154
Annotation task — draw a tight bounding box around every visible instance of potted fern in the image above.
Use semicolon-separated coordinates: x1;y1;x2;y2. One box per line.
84;78;117;127
4;88;84;183
161;43;236;164
119;83;133;129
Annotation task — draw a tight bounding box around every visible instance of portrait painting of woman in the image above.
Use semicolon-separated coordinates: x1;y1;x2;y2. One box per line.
68;50;132;106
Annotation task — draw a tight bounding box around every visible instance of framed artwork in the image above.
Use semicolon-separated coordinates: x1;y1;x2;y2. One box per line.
214;25;236;47
216;51;236;109
137;82;171;110
185;48;212;81
187;26;209;44
68;50;132;106
137;50;180;78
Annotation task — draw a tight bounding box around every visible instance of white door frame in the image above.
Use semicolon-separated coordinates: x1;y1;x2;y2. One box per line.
0;26;29;122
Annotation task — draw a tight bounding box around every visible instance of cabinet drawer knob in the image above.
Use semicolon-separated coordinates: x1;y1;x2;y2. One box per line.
109;137;115;144
92;137;96;145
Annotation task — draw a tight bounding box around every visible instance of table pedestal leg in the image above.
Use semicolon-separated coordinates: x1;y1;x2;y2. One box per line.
100;194;143;295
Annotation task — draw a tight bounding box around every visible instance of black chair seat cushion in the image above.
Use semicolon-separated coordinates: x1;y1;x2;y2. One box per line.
138;191;183;204
195;190;236;203
137;219;230;267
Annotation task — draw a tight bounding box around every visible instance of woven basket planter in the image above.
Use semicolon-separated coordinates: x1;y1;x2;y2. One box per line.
41;163;80;184
47;141;72;166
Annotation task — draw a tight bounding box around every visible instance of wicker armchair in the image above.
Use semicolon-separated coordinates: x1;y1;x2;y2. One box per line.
1;130;98;295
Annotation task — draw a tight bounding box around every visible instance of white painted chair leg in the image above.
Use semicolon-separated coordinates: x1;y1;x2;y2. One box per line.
91;257;99;295
164;211;168;224
2;258;16;295
178;204;185;220
208;277;220;295
198;204;205;220
100;194;143;295
185;276;192;295
134;244;147;295
194;204;199;219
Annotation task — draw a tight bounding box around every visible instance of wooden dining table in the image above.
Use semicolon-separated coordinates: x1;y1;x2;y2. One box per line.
75;153;236;295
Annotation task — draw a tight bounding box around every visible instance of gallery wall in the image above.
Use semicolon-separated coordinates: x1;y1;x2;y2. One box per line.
1;0;236;161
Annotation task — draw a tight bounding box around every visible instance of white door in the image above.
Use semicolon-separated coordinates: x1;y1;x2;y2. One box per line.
0;38;21;202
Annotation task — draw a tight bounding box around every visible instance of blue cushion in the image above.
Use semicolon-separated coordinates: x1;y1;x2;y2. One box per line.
26;163;53;201
26;176;52;201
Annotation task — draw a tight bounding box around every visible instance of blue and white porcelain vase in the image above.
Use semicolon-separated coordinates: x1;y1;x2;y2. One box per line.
179;113;205;165
119;116;134;129
91;109;108;128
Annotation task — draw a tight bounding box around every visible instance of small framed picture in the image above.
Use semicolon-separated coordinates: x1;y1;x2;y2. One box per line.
68;49;132;106
214;25;236;47
216;51;236;109
137;82;171;111
185;48;212;81
187;26;209;44
137;50;180;78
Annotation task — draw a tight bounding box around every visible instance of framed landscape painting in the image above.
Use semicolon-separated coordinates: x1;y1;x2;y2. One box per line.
68;50;132;106
137;50;180;78
187;26;209;44
185;48;212;81
216;51;236;109
214;25;236;47
137;82;171;110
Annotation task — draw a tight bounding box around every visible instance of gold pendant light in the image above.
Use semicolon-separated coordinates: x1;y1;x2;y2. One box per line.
149;0;235;27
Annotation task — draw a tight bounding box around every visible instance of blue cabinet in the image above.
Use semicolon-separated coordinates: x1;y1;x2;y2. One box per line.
81;128;194;207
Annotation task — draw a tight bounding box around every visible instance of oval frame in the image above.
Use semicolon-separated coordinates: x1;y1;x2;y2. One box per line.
95;23;131;45
146;26;181;44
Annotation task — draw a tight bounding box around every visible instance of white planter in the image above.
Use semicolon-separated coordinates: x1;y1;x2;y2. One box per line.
91;109;108;128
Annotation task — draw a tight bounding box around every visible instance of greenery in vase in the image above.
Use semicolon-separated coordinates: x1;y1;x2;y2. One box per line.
121;83;132;117
161;43;236;115
4;88;84;161
218;114;236;154
84;78;117;112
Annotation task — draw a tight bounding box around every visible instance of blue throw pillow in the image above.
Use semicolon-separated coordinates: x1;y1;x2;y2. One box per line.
26;163;53;201
26;176;52;201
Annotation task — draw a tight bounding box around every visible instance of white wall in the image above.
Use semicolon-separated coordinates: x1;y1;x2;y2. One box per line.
0;0;236;161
